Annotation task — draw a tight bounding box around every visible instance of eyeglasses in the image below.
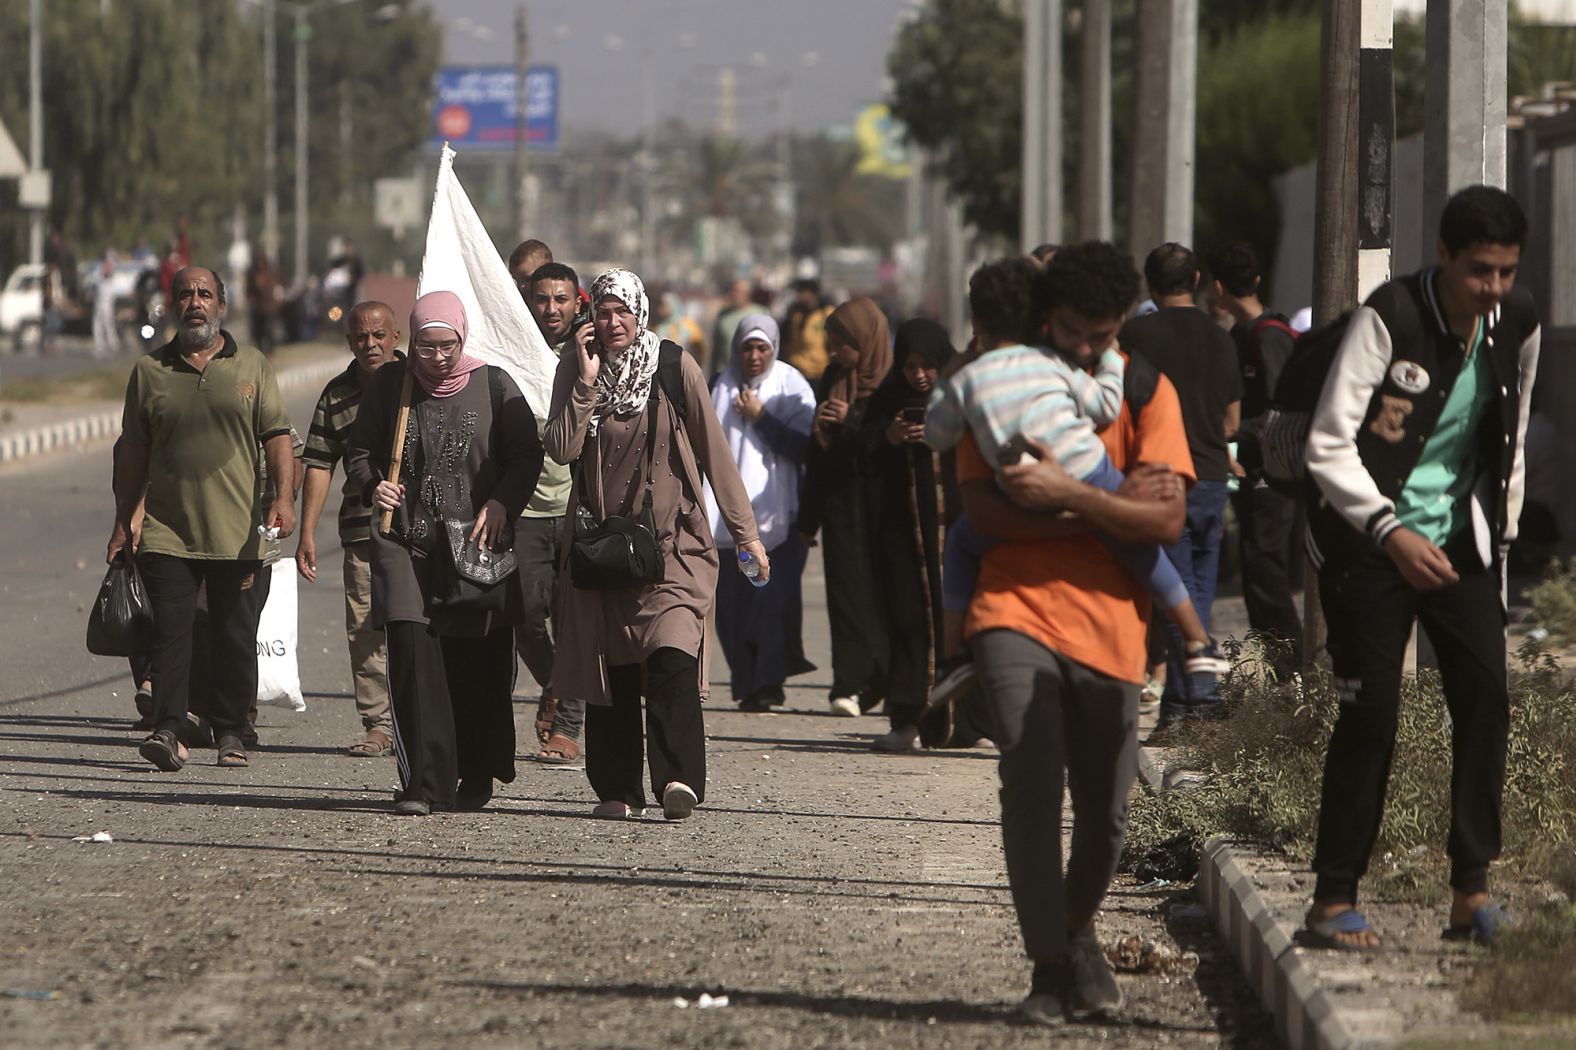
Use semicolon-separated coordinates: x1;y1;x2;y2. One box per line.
413;339;462;358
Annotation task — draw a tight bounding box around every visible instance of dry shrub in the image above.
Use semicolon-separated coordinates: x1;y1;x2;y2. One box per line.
1526;558;1576;638
1122;636;1576;888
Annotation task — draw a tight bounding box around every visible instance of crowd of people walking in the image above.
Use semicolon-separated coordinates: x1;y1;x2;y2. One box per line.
100;183;1542;1025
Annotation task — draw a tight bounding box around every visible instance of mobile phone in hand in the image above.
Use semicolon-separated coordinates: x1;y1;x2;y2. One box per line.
997;433;1038;468
901;406;925;424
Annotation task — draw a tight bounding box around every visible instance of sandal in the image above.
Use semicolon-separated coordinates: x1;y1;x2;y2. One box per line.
348;728;394;758
1300;908;1382;952
536;732;581;764
1443;903;1512;946
138;729;186;772
216;732;249;768
534;695;559;746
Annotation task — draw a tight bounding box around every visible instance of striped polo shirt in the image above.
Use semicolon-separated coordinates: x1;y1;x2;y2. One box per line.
304;355;403;544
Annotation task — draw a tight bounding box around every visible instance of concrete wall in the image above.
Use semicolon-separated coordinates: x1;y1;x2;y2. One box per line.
1269;132;1425;315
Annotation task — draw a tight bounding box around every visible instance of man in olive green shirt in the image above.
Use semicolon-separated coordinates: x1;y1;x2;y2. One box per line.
108;266;296;772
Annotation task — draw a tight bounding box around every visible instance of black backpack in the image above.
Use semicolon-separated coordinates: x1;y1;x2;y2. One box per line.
1252;292;1422;496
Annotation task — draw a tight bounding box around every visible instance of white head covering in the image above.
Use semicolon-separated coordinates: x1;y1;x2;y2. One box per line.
705;313;817;548
588;268;662;435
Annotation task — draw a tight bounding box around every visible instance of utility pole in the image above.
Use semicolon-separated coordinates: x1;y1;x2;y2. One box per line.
1019;0;1063;250
263;0;279;259
28;0;43;266
1078;0;1113;241
1127;0;1197;257
513;2;530;241
1307;0;1394;669
293;6;310;286
1422;1;1508;252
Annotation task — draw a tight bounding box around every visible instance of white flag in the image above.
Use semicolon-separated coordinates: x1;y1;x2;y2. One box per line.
416;144;557;421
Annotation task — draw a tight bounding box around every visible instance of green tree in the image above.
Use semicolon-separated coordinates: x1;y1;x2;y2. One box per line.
1192;10;1321;270
886;0;1025;241
0;0;438;277
792;136;907;253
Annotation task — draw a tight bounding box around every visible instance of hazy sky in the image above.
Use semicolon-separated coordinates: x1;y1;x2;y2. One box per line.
428;0;918;139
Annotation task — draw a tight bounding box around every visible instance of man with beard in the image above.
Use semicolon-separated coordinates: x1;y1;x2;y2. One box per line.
108;267;296;772
516;259;585;762
297;301;404;758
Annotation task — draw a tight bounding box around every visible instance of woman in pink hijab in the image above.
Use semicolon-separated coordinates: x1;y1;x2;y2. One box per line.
346;291;545;816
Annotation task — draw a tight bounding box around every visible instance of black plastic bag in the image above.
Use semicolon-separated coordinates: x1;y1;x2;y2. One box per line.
86;553;154;656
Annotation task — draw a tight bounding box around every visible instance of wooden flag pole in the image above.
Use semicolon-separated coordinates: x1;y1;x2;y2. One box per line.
379;366;415;535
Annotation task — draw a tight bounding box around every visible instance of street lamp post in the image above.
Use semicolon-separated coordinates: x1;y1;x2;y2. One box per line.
263;0;279;259
28;0;43;266
293;5;310;286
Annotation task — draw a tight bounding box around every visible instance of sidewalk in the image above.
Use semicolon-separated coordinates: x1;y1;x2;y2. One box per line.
0;343;347;465
0;507;1275;1047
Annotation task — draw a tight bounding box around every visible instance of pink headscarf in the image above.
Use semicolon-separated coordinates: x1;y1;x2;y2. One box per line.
409;291;485;398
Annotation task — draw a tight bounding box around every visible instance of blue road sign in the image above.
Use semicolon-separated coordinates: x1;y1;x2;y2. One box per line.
430;66;558;151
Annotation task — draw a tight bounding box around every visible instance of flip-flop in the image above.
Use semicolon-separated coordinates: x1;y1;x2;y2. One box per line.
216;733;249;768
138;730;185;772
1443;903;1512;946
1300;908;1382;951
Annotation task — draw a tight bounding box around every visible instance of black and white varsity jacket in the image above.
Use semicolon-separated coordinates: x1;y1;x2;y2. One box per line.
1304;268;1540;570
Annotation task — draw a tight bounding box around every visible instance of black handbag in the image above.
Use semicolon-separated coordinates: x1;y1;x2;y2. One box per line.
86;552;154;657
445;516;518;585
569;383;666;590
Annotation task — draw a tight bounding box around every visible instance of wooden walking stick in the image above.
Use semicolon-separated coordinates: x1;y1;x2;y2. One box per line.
379;366;415;536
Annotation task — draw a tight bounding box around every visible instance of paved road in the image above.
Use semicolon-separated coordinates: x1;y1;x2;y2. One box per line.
0;389;1273;1048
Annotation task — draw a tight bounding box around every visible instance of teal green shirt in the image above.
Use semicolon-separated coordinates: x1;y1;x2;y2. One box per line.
1395;323;1492;546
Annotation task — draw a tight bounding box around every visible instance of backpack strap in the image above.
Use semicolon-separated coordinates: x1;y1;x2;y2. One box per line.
655;339;688;426
1123;352;1160;424
1250;315;1298;371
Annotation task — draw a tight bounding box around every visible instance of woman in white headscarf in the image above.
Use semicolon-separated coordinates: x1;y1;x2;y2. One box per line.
544;268;765;822
706;314;819;711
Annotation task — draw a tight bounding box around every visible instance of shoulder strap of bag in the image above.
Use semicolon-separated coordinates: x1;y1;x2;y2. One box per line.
1123;351;1160;425
656;340;687;425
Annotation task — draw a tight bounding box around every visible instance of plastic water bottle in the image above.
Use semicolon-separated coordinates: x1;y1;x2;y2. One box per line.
738;550;768;588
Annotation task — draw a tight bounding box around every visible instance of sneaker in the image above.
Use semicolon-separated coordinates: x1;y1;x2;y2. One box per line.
592;800;643;820
1066;929;1122;1018
662;781;698;821
1017;960;1069;1026
1183;639;1231;676
829;696;862;718
394;798;431;817
870;725;921;753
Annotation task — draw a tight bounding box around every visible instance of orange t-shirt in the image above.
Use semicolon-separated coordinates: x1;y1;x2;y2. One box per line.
957;370;1196;684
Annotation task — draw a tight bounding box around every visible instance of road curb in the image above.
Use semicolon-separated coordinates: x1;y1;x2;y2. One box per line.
0;358;343;465
1139;751;1361;1049
1198;839;1357;1050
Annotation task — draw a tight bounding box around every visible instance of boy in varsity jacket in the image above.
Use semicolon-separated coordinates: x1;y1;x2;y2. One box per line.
1302;185;1539;951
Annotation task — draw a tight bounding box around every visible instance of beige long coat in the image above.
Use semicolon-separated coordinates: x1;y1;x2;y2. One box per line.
544;348;758;704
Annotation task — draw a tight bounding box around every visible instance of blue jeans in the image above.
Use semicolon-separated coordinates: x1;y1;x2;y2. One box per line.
1160;480;1230;720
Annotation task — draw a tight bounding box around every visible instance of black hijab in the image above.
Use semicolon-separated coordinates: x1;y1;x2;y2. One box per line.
880;318;956;411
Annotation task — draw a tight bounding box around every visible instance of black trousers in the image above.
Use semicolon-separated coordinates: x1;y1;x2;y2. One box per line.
587;647;706;809
386;621;517;808
872;525;932;730
140;554;265;738
1312;539;1508;903
820;501;888;703
1233;479;1304;678
512;515;584;740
